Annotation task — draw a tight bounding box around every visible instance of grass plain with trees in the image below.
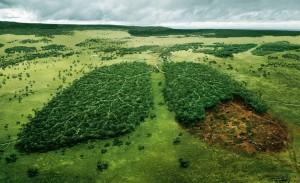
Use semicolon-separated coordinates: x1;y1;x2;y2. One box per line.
1;21;300;182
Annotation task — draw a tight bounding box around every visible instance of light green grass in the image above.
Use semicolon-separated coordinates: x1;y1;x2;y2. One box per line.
1;31;300;182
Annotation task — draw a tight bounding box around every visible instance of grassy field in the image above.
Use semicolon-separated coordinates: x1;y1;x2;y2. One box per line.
1;28;300;182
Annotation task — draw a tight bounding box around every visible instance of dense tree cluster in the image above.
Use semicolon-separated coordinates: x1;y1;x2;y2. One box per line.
163;62;267;125
5;46;37;54
16;62;153;152
252;41;300;56
195;43;257;58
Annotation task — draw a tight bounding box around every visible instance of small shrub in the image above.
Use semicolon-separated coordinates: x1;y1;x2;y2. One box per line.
97;161;109;172
5;154;17;163
27;167;39;178
179;158;190;168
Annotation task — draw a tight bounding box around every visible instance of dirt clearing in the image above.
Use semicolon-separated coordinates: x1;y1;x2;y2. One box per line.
188;100;288;154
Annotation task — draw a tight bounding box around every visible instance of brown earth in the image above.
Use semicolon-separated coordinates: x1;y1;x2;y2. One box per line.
188;100;288;154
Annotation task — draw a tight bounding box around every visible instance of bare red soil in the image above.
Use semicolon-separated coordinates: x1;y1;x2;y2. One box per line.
188;100;288;154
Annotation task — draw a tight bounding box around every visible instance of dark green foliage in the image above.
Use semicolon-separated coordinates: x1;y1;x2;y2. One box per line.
163;62;267;125
0;43;4;48
159;43;203;61
0;44;74;68
27;167;39;178
196;43;257;58
104;142;110;147
101;149;108;154
75;39;125;51
112;139;123;146
16;62;153;152
116;45;160;56
158;43;255;61
128;27;300;37
0;21;131;36
282;53;300;61
179;158;190;168
5;154;17;163
264;56;300;70
173;137;181;145
20;38;51;44
252;41;300;56
42;44;66;51
2;21;300;38
5;46;37;54
97;161;109;172
138;145;145;151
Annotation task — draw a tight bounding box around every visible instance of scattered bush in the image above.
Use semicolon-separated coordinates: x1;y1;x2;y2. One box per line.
282;53;300;61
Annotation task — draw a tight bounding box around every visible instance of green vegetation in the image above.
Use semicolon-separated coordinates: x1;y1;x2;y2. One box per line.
0;43;4;48
75;38;126;59
252;41;300;56
0;21;131;36
116;45;160;56
20;38;51;44
159;43;256;61
195;43;257;58
1;26;300;183
159;43;203;61
41;44;67;51
264;56;300;70
27;167;39;178
282;53;300;60
75;39;125;49
5;46;37;54
0;44;74;68
163;62;267;125
128;27;300;37
2;21;300;38
16;62;153;152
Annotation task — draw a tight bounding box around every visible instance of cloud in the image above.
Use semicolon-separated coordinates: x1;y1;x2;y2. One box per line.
0;0;300;29
0;8;37;22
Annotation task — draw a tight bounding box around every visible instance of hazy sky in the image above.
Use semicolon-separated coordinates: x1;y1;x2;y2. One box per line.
0;0;300;29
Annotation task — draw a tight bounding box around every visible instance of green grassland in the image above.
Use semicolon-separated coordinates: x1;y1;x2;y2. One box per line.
1;24;300;183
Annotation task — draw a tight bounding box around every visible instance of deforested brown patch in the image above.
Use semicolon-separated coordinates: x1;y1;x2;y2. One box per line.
188;100;288;154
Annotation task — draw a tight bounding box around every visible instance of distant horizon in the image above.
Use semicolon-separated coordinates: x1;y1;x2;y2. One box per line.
1;0;300;31
2;20;300;31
